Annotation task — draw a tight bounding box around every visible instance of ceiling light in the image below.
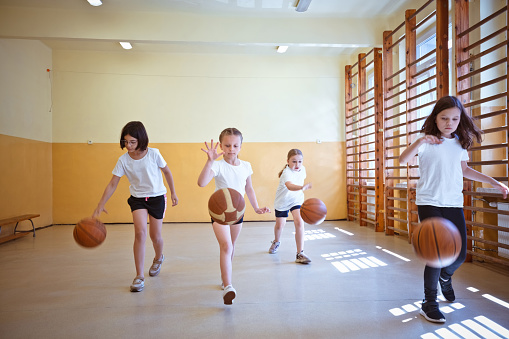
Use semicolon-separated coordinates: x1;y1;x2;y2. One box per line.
277;46;288;53
87;0;102;6
295;0;312;12
119;42;132;50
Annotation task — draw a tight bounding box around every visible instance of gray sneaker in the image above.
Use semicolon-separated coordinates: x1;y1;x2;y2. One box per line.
269;240;280;254
149;254;165;276
295;251;311;264
130;275;144;292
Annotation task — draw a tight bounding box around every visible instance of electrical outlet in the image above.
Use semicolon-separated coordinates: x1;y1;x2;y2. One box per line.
87;140;93;145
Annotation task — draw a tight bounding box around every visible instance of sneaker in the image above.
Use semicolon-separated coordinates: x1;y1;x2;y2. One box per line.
149;254;165;277
295;251;311;264
130;275;145;292
269;240;280;254
223;285;236;305
220;282;224;290
420;300;446;323
439;276;455;302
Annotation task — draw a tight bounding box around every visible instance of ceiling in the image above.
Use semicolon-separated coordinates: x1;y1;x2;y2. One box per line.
0;0;416;55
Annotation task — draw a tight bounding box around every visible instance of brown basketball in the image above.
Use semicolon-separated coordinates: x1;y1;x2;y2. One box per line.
208;188;246;225
412;217;461;268
300;198;327;225
73;217;107;248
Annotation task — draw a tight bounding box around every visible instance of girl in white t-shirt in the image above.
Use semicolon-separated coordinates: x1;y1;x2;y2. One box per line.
93;121;178;292
399;96;508;324
269;149;312;264
198;127;270;305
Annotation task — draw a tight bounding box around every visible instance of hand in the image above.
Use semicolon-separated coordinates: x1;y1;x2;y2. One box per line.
255;207;271;214
170;193;179;206
421;135;443;145
492;181;509;199
303;183;312;191
201;139;224;161
93;205;107;219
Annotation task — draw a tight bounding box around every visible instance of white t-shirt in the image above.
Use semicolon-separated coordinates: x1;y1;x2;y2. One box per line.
211;159;253;197
274;165;306;211
416;135;469;207
112;147;167;198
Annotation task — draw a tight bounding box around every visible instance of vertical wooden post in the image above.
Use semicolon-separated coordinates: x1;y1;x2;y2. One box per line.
455;0;472;262
436;0;450;98
383;31;395;236
406;9;418;242
374;48;385;232
345;65;355;222
358;53;367;227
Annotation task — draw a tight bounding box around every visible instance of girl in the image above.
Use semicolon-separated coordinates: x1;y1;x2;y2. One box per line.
93;121;178;292
399;96;508;323
198;128;270;305
269;149;312;264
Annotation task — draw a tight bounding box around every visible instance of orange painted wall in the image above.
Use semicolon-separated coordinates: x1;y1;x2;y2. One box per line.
52;141;346;224
0;134;53;231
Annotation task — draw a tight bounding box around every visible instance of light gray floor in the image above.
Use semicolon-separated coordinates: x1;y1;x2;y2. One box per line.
1;220;508;339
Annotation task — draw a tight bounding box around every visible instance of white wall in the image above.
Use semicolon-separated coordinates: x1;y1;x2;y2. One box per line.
0;39;52;142
52;50;348;143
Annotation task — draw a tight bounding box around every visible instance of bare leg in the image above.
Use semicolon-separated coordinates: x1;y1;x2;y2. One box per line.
212;222;243;287
291;209;305;253
132;209;149;277
273;217;287;242
148;214;164;260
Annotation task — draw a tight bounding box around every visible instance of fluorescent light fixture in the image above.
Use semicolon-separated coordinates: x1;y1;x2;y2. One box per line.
119;42;132;50
87;0;102;6
295;0;312;12
277;46;288;53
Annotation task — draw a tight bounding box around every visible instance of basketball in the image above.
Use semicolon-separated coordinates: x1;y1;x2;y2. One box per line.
300;198;327;225
412;217;462;268
208;188;246;225
73;217;107;248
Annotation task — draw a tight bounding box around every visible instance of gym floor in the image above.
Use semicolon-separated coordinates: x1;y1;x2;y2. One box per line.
1;220;508;339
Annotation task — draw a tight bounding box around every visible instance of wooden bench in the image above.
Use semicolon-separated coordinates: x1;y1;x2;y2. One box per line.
0;214;40;244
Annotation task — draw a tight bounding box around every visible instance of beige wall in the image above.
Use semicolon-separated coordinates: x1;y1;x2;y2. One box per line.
52;51;345;143
0;39;53;232
50;50;347;223
1;39;347;225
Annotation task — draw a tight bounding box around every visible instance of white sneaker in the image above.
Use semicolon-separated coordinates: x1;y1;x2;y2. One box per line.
295;251;311;264
223;285;236;305
130;275;144;292
149;254;165;276
269;240;280;254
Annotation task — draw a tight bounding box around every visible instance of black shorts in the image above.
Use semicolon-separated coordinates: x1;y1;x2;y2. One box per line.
210;217;244;225
127;195;166;219
275;205;301;218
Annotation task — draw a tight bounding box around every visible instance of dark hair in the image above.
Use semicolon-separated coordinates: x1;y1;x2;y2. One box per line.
219;128;243;144
278;149;303;177
120;121;149;151
421;95;482;149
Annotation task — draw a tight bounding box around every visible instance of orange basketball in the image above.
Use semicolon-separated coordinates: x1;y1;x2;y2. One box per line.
208;188;246;225
300;198;327;225
73;217;107;248
412;217;462;268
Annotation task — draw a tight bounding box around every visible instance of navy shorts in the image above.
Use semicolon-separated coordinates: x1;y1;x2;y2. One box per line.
275;205;301;218
210;217;244;225
127;195;166;219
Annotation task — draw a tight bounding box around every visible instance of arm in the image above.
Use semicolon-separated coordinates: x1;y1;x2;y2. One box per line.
93;175;121;218
461;161;509;198
399;135;442;164
245;176;270;214
285;181;312;191
197;139;223;187
161;165;178;206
